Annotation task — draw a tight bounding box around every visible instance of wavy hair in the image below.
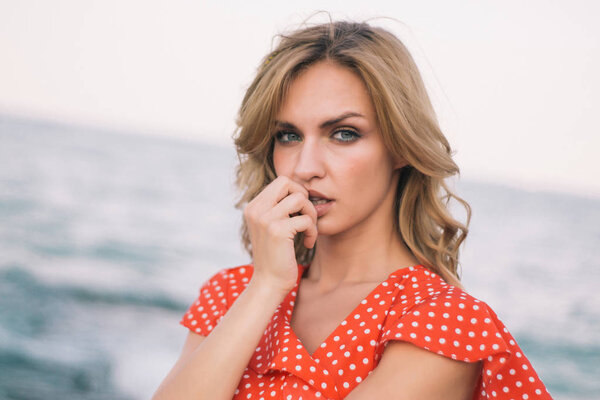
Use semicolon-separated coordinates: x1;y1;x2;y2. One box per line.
232;20;471;286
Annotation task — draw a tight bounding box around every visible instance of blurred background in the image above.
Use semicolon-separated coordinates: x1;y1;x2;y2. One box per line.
0;1;598;399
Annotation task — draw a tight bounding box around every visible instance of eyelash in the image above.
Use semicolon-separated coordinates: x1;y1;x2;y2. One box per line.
275;128;362;144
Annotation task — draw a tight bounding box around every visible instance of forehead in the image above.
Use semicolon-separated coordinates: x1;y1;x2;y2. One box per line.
277;61;375;122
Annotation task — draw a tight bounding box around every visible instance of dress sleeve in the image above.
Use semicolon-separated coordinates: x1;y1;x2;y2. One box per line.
380;288;553;399
179;268;230;337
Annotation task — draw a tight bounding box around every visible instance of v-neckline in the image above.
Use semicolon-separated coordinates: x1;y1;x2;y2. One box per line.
290;263;422;359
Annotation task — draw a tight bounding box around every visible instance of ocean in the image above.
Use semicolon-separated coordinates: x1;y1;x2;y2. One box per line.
0;115;598;399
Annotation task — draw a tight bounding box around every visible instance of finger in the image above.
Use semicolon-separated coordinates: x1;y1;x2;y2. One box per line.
249;176;309;216
288;214;318;249
269;192;317;224
268;176;309;206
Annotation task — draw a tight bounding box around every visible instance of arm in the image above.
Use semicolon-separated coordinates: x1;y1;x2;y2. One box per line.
151;280;286;400
345;341;482;400
153;176;317;399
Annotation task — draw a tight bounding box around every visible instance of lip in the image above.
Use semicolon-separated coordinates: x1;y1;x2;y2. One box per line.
313;199;334;218
307;189;332;201
306;188;334;218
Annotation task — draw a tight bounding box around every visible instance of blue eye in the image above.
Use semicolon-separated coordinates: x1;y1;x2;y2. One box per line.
275;131;301;143
332;129;361;142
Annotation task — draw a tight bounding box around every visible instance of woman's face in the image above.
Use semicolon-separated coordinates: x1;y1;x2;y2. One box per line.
272;61;407;237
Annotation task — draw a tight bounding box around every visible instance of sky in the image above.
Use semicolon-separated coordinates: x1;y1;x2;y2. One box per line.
1;0;599;198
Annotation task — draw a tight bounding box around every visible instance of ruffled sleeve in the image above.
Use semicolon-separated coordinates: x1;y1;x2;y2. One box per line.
179;268;230;337
380;284;553;399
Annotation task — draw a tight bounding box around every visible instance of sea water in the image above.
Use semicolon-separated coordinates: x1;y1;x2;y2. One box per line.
0;116;598;399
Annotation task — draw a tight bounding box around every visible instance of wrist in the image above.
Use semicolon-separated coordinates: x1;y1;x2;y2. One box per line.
247;276;291;305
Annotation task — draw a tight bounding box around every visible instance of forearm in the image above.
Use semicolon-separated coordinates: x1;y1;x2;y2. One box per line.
153;280;286;400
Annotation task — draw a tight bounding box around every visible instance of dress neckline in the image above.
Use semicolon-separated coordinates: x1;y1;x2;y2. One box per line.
292;263;424;358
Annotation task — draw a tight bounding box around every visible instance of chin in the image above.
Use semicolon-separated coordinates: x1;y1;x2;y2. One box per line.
315;217;352;237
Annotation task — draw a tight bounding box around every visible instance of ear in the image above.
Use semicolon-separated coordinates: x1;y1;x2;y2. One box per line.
393;156;409;170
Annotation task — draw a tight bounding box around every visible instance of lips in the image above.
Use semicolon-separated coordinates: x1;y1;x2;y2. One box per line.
307;189;333;206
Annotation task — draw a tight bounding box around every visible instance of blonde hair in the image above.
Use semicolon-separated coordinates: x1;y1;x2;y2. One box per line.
232;20;471;286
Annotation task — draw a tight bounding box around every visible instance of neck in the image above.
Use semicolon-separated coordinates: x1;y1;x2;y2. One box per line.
305;209;419;293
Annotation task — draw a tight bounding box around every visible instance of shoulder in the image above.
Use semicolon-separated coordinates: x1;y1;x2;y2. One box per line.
198;264;255;303
388;265;490;317
199;263;305;304
214;264;255;285
179;264;255;335
378;266;553;399
382;265;504;363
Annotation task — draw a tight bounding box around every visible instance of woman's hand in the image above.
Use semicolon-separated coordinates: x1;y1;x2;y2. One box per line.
243;176;318;295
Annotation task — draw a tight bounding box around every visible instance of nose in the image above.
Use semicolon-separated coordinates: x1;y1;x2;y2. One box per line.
293;136;326;182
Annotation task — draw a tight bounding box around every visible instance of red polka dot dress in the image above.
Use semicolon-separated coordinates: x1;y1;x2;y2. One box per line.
180;264;553;399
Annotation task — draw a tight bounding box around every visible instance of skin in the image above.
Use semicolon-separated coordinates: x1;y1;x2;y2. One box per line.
272;60;481;399
272;60;418;290
153;60;481;400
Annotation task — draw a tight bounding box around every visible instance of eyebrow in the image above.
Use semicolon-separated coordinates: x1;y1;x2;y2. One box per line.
274;111;365;130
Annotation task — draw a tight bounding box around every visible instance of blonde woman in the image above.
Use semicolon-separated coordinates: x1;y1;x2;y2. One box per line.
153;20;552;400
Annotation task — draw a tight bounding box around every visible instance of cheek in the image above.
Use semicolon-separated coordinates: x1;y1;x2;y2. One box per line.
272;148;289;176
335;145;393;185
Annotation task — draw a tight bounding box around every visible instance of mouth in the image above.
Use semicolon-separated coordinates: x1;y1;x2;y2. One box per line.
309;197;333;206
307;189;333;206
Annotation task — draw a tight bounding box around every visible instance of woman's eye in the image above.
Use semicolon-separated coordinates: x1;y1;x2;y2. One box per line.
332;129;361;142
275;131;301;143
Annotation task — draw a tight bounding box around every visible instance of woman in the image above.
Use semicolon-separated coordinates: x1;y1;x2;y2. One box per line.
153;20;552;400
